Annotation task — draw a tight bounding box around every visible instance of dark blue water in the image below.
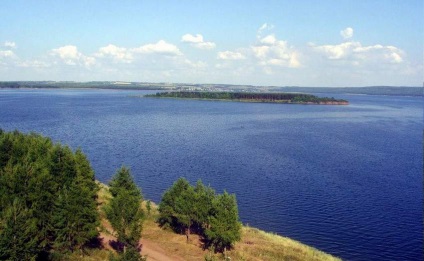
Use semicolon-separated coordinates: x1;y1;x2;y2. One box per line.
0;89;422;260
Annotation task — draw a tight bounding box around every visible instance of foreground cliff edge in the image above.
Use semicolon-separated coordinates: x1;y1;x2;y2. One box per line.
145;91;349;105
95;182;341;261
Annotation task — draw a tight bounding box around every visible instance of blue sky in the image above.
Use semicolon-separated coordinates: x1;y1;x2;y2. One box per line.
0;0;422;86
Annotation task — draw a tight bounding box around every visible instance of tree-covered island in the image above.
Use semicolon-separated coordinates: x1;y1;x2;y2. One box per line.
145;91;349;105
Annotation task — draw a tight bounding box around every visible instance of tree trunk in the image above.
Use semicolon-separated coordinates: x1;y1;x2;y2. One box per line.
186;227;190;242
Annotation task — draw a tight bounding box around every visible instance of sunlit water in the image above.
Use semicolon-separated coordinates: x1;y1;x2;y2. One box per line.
0;88;422;260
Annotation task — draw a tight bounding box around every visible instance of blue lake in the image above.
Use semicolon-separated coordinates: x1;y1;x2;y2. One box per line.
0;88;422;260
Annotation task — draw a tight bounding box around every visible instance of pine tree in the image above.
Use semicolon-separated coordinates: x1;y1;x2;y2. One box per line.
105;167;144;251
158;177;191;232
193;180;215;230
0;198;39;261
174;185;196;241
53;181;99;253
0;130;100;258
205;191;241;253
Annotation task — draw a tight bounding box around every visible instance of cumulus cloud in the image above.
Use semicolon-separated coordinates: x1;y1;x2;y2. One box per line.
312;41;404;64
51;45;95;67
95;44;133;63
4;41;16;49
181;34;216;50
340;27;353;40
133;40;182;56
252;34;301;68
181;34;203;43
260;34;277;45
217;51;246;60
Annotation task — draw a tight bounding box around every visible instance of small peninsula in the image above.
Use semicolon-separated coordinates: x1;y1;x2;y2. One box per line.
145;91;349;105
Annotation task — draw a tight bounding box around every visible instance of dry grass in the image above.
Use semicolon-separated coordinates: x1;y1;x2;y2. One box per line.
232;226;341;261
75;183;341;261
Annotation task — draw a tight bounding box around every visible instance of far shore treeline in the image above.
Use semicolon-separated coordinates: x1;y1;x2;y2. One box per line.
0;81;422;96
0;129;241;261
145;91;349;105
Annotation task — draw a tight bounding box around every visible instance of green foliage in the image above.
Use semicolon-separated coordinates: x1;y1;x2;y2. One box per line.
0;199;39;261
104;167;144;249
158;178;191;232
205;192;242;252
109;247;147;261
0;130;99;259
109;166;141;198
158;178;241;252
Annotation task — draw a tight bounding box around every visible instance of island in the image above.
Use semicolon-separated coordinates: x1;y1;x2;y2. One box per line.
145;91;349;105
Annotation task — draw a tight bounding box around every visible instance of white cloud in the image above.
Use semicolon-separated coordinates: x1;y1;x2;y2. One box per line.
51;45;96;67
217;51;246;60
312;41;404;64
181;34;216;50
133;40;182;56
195;42;216;50
260;34;277;45
340;27;353;40
95;44;133;63
182;34;203;43
252;35;301;69
4;41;16;49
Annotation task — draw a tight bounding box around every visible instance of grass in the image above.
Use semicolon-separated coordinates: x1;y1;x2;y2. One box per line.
72;182;341;261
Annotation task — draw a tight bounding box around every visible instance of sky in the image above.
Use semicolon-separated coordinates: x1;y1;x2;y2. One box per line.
0;0;422;87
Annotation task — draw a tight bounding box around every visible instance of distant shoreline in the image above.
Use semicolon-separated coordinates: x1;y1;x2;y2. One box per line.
0;81;421;97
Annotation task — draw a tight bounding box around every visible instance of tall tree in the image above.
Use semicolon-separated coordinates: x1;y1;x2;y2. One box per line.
0;130;100;259
53;181;99;253
0;199;39;261
193;180;215;231
174;185;196;241
158;177;191;232
205;191;241;253
104;167;144;251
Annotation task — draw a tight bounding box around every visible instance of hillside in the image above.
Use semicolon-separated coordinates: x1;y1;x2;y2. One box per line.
71;183;341;261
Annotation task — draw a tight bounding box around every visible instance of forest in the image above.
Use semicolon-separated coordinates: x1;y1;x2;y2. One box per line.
0;130;241;261
145;91;349;104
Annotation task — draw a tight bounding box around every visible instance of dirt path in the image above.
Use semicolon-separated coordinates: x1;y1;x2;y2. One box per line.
141;239;184;261
99;232;181;261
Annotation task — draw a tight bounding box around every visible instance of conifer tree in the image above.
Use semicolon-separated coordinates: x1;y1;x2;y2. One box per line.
205;191;241;253
0;130;100;259
53;181;99;252
158;177;191;231
105;167;144;251
193;180;215;230
174;185;196;241
0;199;39;261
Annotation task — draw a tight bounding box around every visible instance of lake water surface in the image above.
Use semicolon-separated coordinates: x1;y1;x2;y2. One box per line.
0;89;422;260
